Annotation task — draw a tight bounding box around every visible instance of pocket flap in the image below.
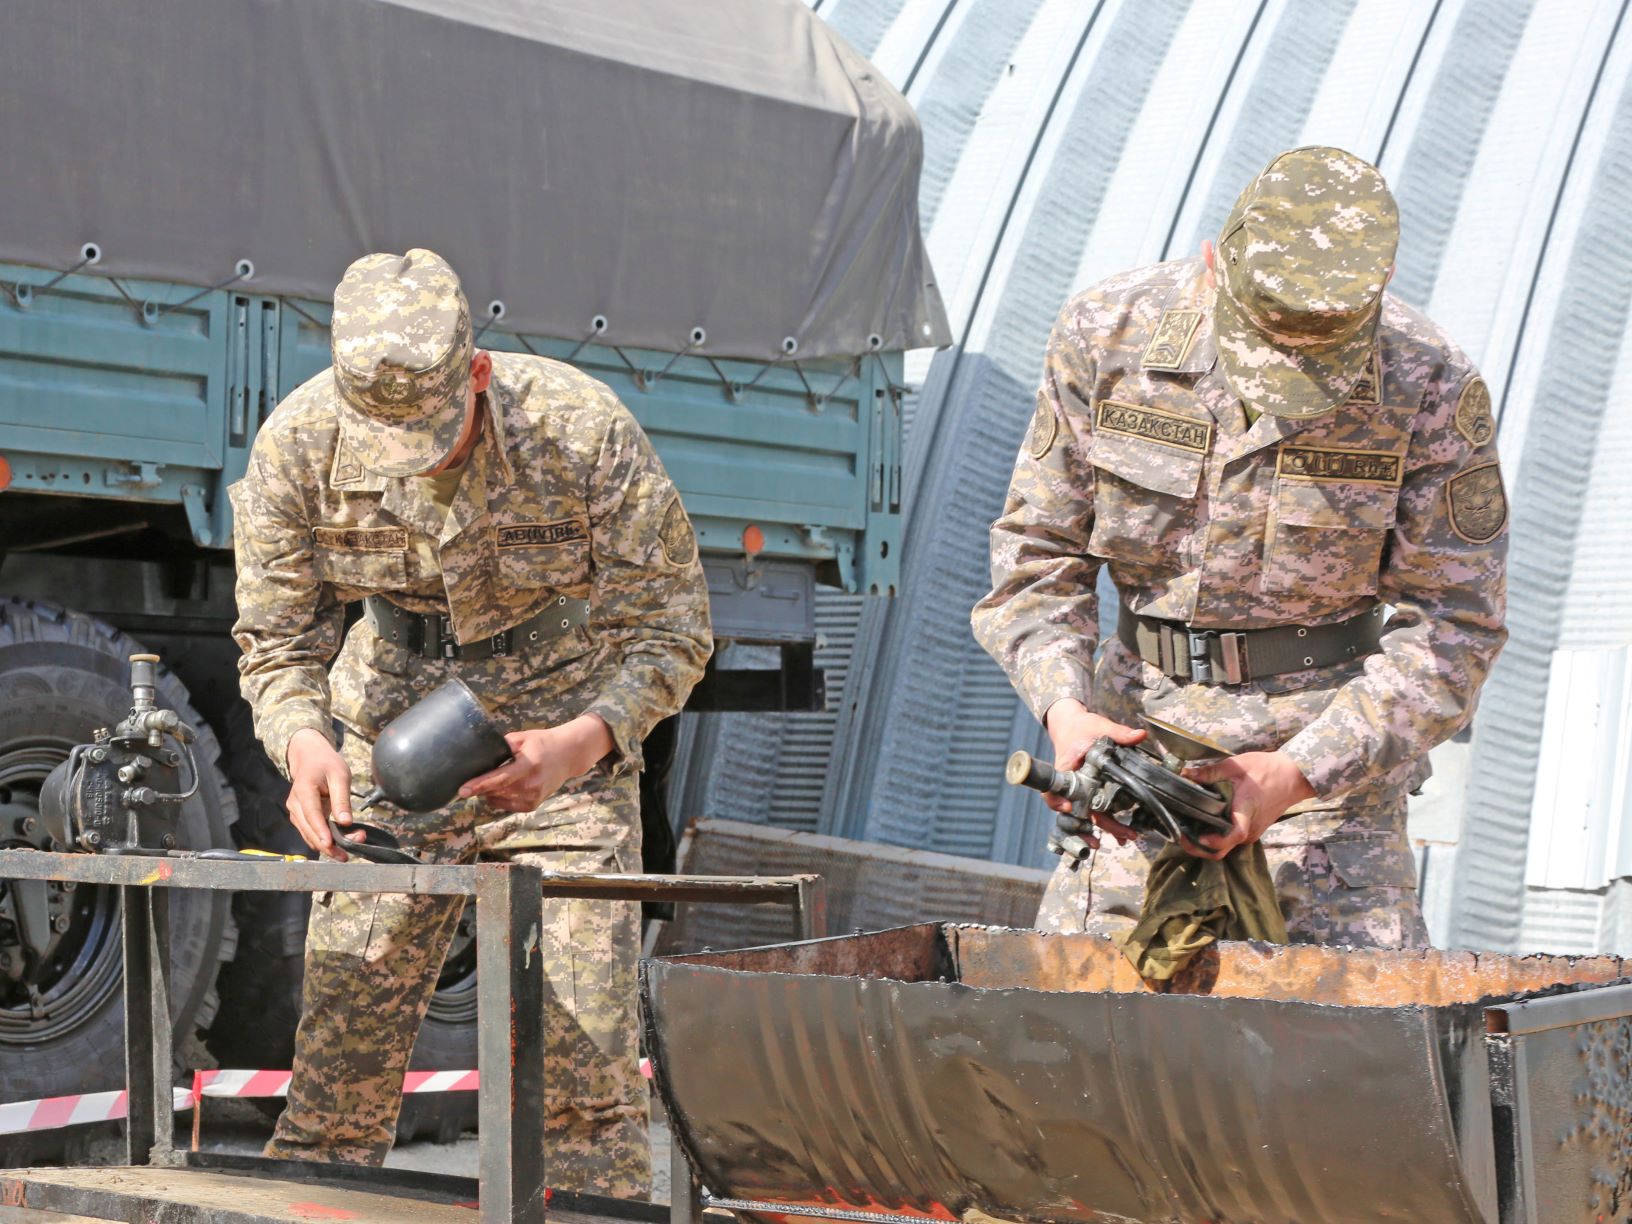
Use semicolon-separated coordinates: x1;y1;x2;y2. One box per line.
1276;479;1398;531
315;543;408;589
1089;429;1204;499
1325;837;1419;889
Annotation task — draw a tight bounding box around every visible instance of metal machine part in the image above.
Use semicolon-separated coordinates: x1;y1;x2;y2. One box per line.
36;654;198;856
1005;736;1230;862
359;679;512;813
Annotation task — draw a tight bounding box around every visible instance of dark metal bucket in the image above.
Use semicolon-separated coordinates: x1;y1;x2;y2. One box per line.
644;924;1632;1224
359;679;512;813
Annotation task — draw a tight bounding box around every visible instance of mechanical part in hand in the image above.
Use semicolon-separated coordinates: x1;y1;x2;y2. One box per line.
358;679;512;813
1005;738;1232;866
1139;714;1235;763
37;654;198;855
326;819;423;865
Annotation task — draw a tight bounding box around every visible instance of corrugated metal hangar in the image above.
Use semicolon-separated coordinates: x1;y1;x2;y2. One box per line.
673;0;1632;956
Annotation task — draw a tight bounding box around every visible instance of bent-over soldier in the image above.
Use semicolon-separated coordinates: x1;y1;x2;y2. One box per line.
231;248;711;1191
972;147;1507;948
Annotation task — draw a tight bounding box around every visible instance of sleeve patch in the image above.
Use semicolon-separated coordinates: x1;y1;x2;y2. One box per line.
1454;377;1496;448
659;495;698;566
1028;398;1058;460
1446;462;1507;544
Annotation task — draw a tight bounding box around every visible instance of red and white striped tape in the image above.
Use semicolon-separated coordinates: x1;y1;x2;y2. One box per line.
0;1087;193;1136
192;1069;478;1101
3;1059;653;1135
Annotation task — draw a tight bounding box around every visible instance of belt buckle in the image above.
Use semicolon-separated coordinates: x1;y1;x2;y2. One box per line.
1184;628;1248;685
434;615;459;660
1185;630;1214;684
490;630;510;658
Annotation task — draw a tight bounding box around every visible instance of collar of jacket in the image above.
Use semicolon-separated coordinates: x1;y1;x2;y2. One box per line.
376;382;517;544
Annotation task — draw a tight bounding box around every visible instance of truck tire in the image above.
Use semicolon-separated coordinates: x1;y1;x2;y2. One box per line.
0;600;237;1159
207;698;477;1143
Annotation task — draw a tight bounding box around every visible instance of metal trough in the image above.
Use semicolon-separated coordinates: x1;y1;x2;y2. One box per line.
642;924;1632;1224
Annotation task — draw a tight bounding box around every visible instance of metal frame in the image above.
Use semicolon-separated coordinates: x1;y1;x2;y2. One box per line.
1484;985;1632;1224
0;849;823;1224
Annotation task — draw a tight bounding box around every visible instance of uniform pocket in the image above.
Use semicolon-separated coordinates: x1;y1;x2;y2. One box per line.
1261;480;1396;598
314;541;409;595
1323;836;1419;890
493;520;592;595
1087;429;1204;566
307;890;378;957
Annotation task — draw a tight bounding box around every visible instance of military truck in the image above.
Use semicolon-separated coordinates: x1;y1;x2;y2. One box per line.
0;0;946;1152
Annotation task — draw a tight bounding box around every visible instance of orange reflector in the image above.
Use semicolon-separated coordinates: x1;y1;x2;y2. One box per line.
0;456;12;492
742;525;765;557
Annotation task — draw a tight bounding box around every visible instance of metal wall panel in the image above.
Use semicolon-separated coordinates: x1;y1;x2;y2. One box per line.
1451;25;1632;950
685;0;1632;955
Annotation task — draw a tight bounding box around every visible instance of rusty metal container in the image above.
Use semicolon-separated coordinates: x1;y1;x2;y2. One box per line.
641;925;1632;1224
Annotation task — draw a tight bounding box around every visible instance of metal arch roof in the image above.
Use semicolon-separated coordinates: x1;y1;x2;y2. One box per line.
694;0;1632;954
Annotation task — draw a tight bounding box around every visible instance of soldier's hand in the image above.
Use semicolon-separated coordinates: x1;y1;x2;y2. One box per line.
1043;699;1144;846
286;728;354;861
1179;750;1315;860
459;714;614;813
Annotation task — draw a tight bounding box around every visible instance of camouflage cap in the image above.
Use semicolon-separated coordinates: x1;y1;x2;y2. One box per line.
1213;146;1399;419
331;248;473;477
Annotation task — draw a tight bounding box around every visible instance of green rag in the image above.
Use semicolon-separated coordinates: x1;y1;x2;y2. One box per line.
1119;840;1289;981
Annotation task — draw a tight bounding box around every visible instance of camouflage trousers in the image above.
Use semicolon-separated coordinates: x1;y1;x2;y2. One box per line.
264;735;649;1196
1035;795;1429;950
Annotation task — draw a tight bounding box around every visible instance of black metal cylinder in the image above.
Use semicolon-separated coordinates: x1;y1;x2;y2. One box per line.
365;680;512;813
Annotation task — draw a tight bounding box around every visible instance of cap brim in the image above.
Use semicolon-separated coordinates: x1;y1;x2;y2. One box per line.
336;395;467;477
1212;286;1377;419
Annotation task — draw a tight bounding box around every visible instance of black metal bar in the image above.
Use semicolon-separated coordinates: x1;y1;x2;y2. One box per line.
477;864;547;1224
120;886;157;1166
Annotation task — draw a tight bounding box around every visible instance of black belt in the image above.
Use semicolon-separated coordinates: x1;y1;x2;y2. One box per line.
1117;603;1385;686
364;595;589;661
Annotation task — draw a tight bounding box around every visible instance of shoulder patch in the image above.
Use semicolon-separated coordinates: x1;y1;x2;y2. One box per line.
1454;377;1495;448
1345;350;1381;405
659;496;698;567
1095;400;1212;454
1446;462;1507;544
1140;309;1203;371
1028;398;1058;460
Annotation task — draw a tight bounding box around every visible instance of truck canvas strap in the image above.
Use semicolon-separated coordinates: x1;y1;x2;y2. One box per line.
1117;603;1385;686
364;595;589;661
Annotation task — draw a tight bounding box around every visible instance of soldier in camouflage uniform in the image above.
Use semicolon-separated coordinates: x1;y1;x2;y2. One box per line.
231;248;710;1191
972;147;1508;949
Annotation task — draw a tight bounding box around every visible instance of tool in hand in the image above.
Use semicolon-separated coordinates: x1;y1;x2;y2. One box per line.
1005;716;1234;867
